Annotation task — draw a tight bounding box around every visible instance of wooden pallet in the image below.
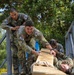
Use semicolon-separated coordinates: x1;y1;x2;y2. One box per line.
32;48;67;75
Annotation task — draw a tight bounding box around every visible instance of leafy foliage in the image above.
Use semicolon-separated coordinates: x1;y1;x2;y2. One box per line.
0;0;74;58
0;32;6;68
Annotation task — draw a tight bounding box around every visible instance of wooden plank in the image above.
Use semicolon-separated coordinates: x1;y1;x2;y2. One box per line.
32;66;67;75
32;48;67;75
36;48;54;67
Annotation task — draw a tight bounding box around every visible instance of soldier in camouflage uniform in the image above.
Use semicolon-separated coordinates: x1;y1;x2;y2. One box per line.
51;50;74;75
16;20;53;75
49;39;74;75
49;39;64;53
1;8;32;75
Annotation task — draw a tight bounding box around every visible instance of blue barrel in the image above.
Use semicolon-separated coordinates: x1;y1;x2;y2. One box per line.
26;41;40;59
35;41;40;52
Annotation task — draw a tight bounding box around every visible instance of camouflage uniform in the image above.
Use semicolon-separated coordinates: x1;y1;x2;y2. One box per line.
49;39;64;53
54;52;73;74
16;26;49;74
1;13;31;75
55;43;64;53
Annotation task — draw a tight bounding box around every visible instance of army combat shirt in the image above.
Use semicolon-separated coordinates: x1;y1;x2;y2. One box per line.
1;13;31;42
1;13;31;30
17;26;49;53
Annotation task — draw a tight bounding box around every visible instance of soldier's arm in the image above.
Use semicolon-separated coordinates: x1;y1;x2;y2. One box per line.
23;14;32;21
35;29;52;50
53;49;67;59
58;43;64;53
18;38;39;56
1;17;13;30
31;50;39;56
17;28;39;56
1;18;20;31
21;14;32;25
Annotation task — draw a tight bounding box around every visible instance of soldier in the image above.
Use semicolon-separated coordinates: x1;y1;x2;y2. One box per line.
1;8;32;75
16;20;53;75
49;39;64;53
49;39;74;74
50;50;74;75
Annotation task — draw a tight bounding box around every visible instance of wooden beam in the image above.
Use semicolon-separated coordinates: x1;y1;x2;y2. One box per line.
32;48;67;75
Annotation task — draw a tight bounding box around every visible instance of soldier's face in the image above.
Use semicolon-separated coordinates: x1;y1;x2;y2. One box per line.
10;11;18;20
25;26;34;35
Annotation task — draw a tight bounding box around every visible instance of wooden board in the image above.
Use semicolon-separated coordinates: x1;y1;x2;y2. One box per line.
32;48;67;75
32;66;67;75
36;48;53;67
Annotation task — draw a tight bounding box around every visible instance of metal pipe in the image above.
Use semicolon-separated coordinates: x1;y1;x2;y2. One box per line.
0;33;6;44
0;58;7;68
70;34;74;57
6;30;12;75
65;21;74;39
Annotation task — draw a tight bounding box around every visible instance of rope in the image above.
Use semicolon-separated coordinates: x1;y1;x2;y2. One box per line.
34;61;54;68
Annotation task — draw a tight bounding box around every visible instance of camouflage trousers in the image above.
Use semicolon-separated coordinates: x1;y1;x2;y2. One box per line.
17;50;37;75
14;37;36;75
10;33;20;75
11;43;19;75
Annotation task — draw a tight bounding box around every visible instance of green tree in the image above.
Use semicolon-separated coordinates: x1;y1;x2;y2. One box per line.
0;0;73;49
0;32;6;68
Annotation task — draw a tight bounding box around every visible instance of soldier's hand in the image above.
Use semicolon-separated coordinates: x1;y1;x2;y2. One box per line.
32;50;40;56
15;26;20;30
50;50;56;57
11;26;20;30
37;52;40;56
